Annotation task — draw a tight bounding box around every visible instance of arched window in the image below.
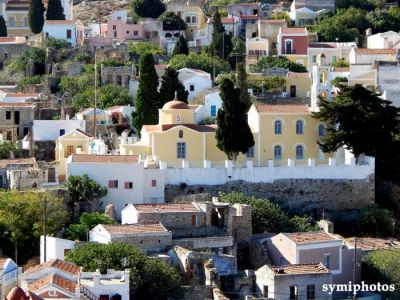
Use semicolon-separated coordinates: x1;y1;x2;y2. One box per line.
296;145;304;160
178;130;183;138
274;145;282;160
318;124;325;137
296;120;304;134
274;120;282;135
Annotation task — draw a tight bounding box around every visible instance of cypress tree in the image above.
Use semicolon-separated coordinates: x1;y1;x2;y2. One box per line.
236;62;251;111
46;0;65;20
172;35;188;56
208;10;232;60
132;53;159;134
159;67;188;107
216;78;254;161
29;0;45;34
0;16;7;37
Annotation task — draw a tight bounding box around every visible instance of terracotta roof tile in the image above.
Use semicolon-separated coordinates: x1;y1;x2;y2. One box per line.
25;259;80;275
133;203;200;213
101;223;168;234
254;104;310;114
355;48;398;55
272;262;330;275
345;237;400;251
0;37;25;44
284;232;338;244
281;27;307;34
28;273;77;293
261;19;286;24
6;93;40;97
71;154;139;163
240;15;260;20
74;128;93;138
287;72;310;78
332;67;349;72
0;103;36;108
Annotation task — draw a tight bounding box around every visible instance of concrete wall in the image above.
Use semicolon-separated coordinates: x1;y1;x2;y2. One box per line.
40;236;76;264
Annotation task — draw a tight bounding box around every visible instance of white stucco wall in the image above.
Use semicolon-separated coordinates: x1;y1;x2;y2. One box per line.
40;236;76;263
32;120;85;141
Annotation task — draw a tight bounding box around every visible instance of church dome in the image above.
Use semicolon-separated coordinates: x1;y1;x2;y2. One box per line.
162;100;190;110
7;287;27;300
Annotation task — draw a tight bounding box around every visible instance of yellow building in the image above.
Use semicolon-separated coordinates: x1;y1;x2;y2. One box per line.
2;0;31;36
121;99;329;166
285;71;311;98
55;128;94;181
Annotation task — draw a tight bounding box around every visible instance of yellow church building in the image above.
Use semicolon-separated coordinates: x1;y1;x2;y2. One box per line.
120;99;329;166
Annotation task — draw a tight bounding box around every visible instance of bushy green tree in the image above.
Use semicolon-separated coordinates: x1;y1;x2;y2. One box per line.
172;35;189;56
313;84;400;179
66;243;183;300
250;55;307;73
357;205;395;237
41;37;68;50
159;66;188;107
159;11;187;31
0;142;21;159
59;75;94;98
219;192;319;233
132;53;159;134
367;7;400;33
65;174;107;203
17;75;43;92
131;0;165;19
29;0;45;34
168;52;230;76
0;191;67;263
128;42;166;57
216;78;254;160
0;16;7;37
67;212;115;241
46;0;65;20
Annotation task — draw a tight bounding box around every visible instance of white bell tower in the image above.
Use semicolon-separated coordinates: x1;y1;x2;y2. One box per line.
311;53;332;111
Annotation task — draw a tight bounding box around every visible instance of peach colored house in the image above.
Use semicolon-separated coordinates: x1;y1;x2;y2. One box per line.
266;232;362;286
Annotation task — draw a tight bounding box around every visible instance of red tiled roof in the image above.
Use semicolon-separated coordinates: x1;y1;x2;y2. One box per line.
5;93;40;98
133;203;199;213
0;158;36;169
355;48;398;55
0;103;36;108
240;15;260;20
332;67;349;72
71;154;139;163
101;223;168;234
0;37;25;44
143;124;217;133
221;17;238;24
281;27;307;34
74;128;93;138
254;104;310;114
345;237;400;251
287;72;309;78
25;259;80;275
272;262;330;275
284;232;338;244
28;273;77;294
309;43;337;48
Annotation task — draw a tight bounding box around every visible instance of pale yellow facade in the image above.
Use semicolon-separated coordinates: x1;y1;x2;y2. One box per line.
55;129;94;181
121;100;329;166
285;73;311;98
285;54;308;67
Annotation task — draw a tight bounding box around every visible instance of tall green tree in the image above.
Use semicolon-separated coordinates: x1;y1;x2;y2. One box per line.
236;62;251;111
0;16;7;37
66;243;183;300
216;78;254;160
132;53;159;134
159;11;187;31
172;35;189;56
207;10;232;60
65;174;107;203
46;0;65;20
313;84;400;179
131;0;165;19
159;67;188;107
28;0;45;34
66;212;115;241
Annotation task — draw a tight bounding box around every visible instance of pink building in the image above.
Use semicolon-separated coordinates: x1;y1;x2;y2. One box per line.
277;27;309;55
266;232;362;285
87;20;144;52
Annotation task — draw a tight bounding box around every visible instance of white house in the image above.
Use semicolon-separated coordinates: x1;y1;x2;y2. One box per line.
79;269;130;300
194;91;222;123
349;48;399;65
367;31;400;49
66;154;165;215
40;236;76;264
32;120;85;142
0;258;20;300
42;20;85;47
178;68;212;100
289;7;317;26
89;223;172;253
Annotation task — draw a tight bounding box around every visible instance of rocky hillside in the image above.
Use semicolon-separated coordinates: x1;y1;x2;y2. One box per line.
73;0;129;24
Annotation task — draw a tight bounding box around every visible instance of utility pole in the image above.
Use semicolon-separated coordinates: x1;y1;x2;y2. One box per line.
43;195;47;263
93;52;97;138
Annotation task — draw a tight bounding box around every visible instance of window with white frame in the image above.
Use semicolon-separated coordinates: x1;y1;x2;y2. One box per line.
274;145;282;160
296;145;304;159
177;142;186;159
296;120;304;134
274;120;282;134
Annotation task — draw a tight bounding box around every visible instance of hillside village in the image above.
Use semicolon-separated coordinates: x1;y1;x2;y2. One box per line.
0;0;400;299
